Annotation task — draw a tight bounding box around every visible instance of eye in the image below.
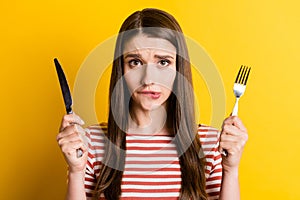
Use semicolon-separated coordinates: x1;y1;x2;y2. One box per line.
128;59;142;68
158;59;171;67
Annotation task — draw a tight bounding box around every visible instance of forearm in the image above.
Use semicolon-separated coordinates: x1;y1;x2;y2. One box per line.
219;168;240;200
66;170;87;200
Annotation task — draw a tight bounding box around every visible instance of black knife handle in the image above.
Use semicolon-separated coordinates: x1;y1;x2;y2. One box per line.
67;107;73;115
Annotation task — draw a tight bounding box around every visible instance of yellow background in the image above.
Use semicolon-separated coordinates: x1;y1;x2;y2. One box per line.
1;0;299;199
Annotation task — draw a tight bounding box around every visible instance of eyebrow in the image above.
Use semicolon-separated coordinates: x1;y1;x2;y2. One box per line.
154;55;175;60
123;53;175;60
124;53;141;59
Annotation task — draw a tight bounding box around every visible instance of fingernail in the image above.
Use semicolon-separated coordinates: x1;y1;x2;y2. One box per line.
80;119;85;125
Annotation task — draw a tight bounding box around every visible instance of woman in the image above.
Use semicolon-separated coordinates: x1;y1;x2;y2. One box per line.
57;8;248;200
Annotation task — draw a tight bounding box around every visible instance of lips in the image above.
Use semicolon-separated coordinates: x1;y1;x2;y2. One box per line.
138;90;161;99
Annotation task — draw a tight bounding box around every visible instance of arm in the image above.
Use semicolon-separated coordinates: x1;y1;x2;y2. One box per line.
56;113;88;200
219;167;240;200
66;170;87;200
218;116;248;200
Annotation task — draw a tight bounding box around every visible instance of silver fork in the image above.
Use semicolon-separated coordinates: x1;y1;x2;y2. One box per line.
232;65;251;116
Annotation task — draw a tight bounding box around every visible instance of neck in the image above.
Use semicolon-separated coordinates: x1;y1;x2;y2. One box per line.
127;104;170;135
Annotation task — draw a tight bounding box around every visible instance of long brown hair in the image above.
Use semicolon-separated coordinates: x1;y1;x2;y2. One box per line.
95;8;208;200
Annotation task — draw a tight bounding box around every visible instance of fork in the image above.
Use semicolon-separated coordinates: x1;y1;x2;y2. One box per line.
232;65;251;116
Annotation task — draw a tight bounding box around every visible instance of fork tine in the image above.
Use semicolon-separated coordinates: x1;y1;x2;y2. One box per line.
239;65;246;84
235;65;243;83
244;67;251;85
240;66;248;84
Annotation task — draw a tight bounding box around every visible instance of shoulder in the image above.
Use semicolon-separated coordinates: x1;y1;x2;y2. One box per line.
197;124;222;174
85;122;108;141
197;124;220;144
84;123;108;162
197;124;220;157
85;122;108;133
197;124;219;133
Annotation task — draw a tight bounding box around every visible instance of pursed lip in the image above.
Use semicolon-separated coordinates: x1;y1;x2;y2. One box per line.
138;90;160;94
137;90;161;98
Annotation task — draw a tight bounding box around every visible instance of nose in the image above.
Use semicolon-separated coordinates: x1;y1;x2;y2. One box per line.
141;64;154;85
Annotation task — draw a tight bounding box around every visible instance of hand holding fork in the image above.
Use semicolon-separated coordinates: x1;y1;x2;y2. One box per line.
220;65;251;157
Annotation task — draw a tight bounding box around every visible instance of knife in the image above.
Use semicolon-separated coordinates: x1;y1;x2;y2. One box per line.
54;58;83;158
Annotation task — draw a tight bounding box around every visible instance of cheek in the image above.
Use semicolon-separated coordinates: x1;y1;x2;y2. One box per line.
160;74;176;99
124;76;135;93
157;69;176;91
123;68;143;93
162;87;173;98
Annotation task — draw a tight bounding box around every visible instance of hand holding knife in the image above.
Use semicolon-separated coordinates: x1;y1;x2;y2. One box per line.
54;58;83;158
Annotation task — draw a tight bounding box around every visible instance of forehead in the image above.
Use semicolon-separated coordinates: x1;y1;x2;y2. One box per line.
123;34;176;55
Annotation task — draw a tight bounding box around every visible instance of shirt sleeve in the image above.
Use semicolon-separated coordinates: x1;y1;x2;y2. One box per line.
83;124;107;198
83;127;97;197
198;125;223;200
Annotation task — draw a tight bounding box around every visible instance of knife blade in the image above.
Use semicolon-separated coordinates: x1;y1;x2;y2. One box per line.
54;58;83;157
54;58;73;114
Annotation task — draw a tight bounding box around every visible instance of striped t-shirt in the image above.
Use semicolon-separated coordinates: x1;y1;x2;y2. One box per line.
84;124;222;200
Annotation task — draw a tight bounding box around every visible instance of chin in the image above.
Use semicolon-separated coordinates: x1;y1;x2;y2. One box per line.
141;102;165;111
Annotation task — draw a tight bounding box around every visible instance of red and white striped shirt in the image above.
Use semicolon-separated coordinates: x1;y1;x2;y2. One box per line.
84;124;222;200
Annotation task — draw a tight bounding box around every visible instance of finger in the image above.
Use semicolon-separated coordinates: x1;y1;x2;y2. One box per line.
57;124;78;141
70;141;88;157
222;123;243;136
59;113;85;131
218;145;223;154
61;140;87;157
220;133;248;153
221;127;248;146
219;141;241;156
218;143;225;154
57;132;83;147
59;134;88;153
223;116;247;132
220;142;236;155
220;132;240;143
220;134;248;153
231;117;247;132
218;142;229;156
57;124;86;141
219;141;230;155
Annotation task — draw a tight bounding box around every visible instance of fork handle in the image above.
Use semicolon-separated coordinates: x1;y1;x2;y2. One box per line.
232;97;240;116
